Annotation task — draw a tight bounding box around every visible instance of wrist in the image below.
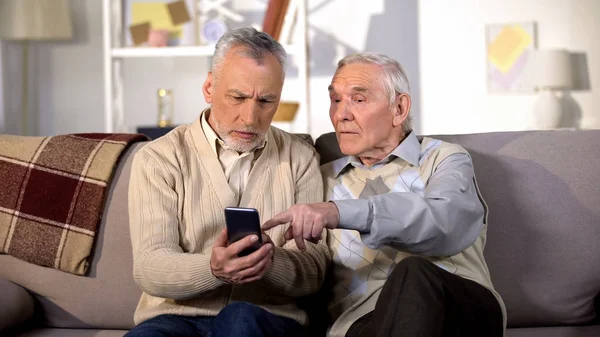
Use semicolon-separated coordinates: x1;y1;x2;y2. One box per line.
327;201;340;228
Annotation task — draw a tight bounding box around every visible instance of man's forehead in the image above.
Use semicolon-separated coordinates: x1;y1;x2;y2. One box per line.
329;79;372;93
330;65;381;91
216;47;283;75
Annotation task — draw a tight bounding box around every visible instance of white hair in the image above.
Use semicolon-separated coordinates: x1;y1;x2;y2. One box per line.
336;53;413;134
212;27;287;77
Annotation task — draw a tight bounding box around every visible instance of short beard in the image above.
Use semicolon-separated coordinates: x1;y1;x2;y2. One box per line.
215;121;266;153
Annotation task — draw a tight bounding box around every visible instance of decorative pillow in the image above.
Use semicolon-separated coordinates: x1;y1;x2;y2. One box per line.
0;279;35;332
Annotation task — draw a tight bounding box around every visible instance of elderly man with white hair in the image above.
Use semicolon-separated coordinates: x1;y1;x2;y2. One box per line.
263;53;506;337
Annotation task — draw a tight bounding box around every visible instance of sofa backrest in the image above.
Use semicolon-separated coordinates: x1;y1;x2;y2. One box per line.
0;142;146;329
3;130;599;330
316;130;600;328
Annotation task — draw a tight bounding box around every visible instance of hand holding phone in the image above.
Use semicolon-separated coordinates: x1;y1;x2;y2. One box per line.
224;207;263;257
210;207;274;284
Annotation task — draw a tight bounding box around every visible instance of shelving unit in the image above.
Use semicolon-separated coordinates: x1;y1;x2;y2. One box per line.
102;0;310;134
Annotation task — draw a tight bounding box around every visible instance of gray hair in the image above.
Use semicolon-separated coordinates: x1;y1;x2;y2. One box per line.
336;53;413;134
212;27;287;75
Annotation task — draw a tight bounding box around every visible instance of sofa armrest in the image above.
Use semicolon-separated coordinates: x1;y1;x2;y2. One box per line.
0;279;35;332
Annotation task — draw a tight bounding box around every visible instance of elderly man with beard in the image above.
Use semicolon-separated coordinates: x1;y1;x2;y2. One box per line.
126;27;329;337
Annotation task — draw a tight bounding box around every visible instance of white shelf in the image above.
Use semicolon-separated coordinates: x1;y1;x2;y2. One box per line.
111;44;301;58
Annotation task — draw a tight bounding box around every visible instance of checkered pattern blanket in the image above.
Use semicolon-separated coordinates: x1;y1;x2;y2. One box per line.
0;133;148;275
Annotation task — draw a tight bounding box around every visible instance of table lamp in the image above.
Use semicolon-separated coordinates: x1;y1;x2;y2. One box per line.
0;0;73;135
530;49;574;130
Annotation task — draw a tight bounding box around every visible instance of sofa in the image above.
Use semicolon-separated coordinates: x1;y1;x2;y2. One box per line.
1;130;599;336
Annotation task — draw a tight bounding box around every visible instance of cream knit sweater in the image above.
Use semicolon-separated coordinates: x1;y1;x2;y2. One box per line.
128;117;329;325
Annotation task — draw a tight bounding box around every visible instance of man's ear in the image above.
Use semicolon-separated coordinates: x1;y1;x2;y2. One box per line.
202;72;214;104
392;93;411;127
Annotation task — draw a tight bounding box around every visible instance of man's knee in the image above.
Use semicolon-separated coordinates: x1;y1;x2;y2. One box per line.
212;302;267;335
215;302;266;328
214;302;303;337
219;301;264;320
125;314;187;337
389;256;438;282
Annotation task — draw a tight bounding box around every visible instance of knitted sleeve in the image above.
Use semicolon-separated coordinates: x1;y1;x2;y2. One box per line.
128;148;224;300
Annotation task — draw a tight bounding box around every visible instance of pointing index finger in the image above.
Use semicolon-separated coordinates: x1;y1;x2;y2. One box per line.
262;211;293;230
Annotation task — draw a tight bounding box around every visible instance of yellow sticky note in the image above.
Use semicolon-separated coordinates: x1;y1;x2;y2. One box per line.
132;3;182;39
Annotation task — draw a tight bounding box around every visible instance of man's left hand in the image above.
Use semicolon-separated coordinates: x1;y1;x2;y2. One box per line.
262;202;340;250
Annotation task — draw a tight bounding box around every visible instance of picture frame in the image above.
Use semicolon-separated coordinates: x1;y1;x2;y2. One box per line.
485;21;537;93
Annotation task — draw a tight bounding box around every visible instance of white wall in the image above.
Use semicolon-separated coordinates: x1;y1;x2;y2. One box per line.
2;0;105;136
2;40;23;135
419;0;600;135
307;0;421;138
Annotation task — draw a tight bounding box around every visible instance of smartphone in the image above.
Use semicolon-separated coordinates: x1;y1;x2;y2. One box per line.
224;207;263;257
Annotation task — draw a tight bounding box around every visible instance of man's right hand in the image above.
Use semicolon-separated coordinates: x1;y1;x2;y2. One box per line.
210;229;274;284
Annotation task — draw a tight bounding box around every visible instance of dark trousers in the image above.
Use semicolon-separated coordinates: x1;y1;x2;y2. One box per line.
124;302;305;337
346;256;503;337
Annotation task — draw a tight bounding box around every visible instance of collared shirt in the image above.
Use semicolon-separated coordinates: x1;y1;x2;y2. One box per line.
323;133;503;337
200;110;266;202
332;130;422;178
328;131;484;256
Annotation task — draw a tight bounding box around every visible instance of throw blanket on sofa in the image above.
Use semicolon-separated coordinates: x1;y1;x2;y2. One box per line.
0;133;148;275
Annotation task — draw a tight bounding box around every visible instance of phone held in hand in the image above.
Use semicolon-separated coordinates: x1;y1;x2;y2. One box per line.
224;207;263;257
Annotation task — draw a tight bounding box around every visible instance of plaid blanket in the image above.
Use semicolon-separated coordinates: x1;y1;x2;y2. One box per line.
0;133;148;275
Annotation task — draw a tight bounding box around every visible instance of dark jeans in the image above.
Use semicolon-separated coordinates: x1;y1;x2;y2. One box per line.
125;302;305;337
346;256;503;337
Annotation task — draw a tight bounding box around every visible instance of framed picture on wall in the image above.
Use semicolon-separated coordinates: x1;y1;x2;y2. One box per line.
123;0;197;47
485;21;537;93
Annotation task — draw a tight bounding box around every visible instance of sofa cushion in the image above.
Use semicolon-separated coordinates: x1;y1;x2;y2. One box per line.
0;143;146;329
432;131;600;327
315;130;600;328
0;278;35;332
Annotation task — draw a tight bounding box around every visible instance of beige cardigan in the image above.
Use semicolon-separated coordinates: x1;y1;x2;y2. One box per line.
128;117;329;325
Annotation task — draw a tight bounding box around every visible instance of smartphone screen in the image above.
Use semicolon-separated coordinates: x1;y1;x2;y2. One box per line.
224;207;263;257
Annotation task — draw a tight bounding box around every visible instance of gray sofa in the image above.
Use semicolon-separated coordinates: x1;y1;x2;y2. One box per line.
1;130;599;336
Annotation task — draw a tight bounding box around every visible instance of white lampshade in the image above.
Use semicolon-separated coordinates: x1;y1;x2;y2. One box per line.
0;0;73;40
530;49;574;90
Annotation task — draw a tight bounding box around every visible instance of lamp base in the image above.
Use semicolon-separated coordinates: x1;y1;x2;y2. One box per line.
533;90;563;130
